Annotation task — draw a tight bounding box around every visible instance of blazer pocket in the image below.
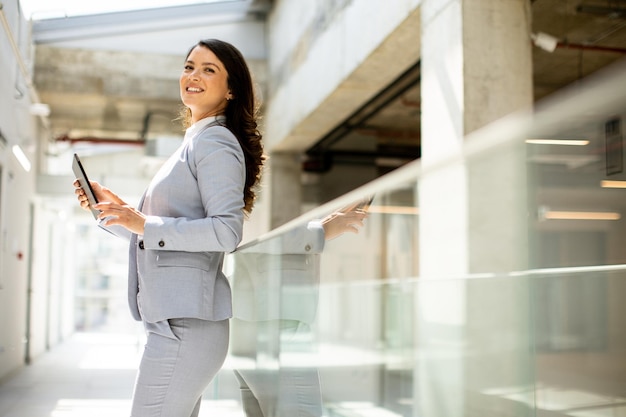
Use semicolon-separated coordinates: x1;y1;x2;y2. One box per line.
156;251;211;271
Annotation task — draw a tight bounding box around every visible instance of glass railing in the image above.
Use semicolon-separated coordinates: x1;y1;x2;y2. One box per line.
216;58;626;417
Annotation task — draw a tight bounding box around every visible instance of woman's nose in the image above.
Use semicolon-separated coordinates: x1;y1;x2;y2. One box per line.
187;68;200;80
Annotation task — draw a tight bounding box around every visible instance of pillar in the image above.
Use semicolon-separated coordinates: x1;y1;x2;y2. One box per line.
269;152;304;229
417;0;533;416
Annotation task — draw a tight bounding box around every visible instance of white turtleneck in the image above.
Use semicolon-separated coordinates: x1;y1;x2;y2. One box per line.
184;115;226;144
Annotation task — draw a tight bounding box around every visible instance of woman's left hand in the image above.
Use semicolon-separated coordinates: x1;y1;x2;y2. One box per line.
95;202;146;235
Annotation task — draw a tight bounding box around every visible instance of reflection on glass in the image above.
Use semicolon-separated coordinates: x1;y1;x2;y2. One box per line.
224;61;626;417
230;199;369;416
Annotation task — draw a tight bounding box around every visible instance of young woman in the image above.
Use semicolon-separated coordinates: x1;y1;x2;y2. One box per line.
74;39;264;417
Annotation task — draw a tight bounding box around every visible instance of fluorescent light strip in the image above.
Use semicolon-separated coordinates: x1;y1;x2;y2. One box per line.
367;205;419;215
526;139;590;146
601;180;626;188
544;210;620;220
12;145;31;172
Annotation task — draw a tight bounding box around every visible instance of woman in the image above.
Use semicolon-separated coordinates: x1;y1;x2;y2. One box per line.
74;39;264;417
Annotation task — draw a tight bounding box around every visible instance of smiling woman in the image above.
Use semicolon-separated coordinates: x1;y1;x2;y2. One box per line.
71;37;264;417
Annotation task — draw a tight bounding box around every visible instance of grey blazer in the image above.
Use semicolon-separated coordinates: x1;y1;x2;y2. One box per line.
127;121;245;323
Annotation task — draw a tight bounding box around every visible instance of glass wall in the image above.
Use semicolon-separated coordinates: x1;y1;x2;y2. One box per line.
222;59;626;417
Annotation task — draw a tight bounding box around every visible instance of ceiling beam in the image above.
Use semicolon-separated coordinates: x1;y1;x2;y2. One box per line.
31;1;271;44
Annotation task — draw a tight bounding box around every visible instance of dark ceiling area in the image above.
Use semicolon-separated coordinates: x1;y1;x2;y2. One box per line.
303;61;421;174
303;0;626;173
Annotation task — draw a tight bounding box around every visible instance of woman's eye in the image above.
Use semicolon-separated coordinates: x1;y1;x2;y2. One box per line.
205;68;215;73
184;65;193;71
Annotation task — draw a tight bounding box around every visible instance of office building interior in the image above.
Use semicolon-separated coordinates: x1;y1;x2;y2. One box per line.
1;0;626;416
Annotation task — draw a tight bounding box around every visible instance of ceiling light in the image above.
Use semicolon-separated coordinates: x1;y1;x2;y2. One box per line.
543;210;620;221
367;205;419;215
601;180;626;188
531;32;559;53
526;139;589;146
29;103;51;117
12;145;31;172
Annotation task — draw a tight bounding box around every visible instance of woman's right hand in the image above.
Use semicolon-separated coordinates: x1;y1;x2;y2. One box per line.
73;180;126;211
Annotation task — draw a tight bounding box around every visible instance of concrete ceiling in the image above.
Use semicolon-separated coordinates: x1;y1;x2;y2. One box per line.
532;0;626;100
31;0;626;169
302;0;626;171
31;0;270;155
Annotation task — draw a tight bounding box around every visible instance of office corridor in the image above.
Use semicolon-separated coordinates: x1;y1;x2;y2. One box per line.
0;332;245;417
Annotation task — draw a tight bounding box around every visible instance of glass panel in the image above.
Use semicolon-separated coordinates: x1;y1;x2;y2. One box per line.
530;267;626;416
227;188;536;417
222;60;626;417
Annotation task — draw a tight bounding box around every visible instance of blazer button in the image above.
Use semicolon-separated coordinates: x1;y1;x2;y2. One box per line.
138;240;144;250
158;240;165;247
305;244;311;252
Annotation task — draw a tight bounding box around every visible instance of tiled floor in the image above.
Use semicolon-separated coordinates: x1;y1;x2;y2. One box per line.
7;332;624;417
0;332;245;417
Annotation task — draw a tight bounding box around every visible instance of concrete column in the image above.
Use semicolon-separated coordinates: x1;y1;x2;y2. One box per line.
417;0;533;416
269;152;303;229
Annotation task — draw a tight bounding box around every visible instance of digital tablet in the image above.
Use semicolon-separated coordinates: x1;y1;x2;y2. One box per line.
72;153;100;220
71;154;129;238
356;195;374;211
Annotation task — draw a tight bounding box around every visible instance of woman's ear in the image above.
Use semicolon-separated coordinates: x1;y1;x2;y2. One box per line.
226;91;234;101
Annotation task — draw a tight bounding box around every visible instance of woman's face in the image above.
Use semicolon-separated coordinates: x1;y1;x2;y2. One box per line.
180;45;232;123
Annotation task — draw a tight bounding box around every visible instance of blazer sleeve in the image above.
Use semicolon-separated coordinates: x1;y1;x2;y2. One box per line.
141;127;246;253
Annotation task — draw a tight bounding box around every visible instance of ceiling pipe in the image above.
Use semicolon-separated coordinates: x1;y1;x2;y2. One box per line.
401;96;420;109
56;110;175;145
532;31;626;54
576;4;626;19
0;2;50;129
556;41;626;54
55;134;145;146
354;128;420;141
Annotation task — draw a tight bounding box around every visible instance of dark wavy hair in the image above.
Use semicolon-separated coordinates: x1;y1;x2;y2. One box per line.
180;39;265;215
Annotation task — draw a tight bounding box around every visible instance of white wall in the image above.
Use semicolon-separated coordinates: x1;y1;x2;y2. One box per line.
0;0;33;376
0;0;73;378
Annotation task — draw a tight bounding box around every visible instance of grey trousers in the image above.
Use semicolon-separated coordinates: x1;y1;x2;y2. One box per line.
130;318;229;417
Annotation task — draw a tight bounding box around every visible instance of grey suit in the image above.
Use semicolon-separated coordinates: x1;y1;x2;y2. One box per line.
127;117;246;417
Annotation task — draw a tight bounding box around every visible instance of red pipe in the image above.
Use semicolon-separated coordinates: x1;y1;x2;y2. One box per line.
56;134;145;145
556;42;626;54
